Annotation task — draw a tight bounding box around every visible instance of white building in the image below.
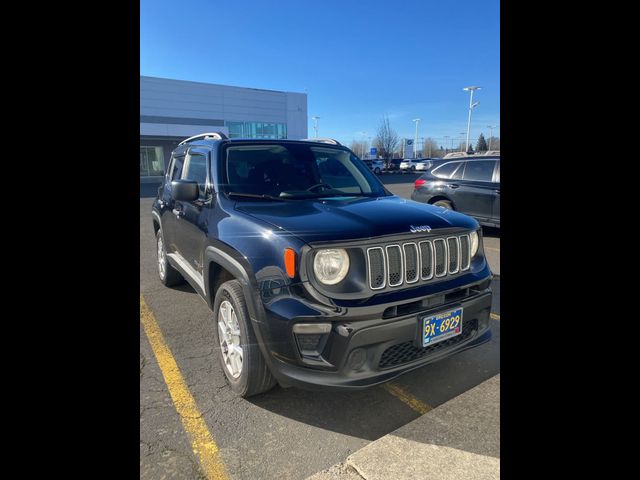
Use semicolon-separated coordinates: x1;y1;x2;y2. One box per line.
140;76;308;181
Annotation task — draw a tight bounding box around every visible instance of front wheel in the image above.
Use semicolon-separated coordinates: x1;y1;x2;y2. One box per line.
433;200;454;210
213;280;277;397
374;167;381;174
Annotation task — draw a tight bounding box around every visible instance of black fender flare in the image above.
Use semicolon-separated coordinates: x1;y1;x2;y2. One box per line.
203;245;260;320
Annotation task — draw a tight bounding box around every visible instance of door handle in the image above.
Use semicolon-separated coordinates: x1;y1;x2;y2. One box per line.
494;189;500;194
172;208;184;218
449;184;460;189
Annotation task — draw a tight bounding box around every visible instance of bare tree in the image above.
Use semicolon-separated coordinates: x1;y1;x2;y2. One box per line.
374;116;399;168
422;138;439;158
349;140;368;158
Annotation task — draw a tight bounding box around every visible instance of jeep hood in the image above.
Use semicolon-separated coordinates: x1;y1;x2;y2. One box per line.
234;195;477;244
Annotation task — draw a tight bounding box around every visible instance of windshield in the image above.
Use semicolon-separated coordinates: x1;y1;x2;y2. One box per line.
224;143;388;199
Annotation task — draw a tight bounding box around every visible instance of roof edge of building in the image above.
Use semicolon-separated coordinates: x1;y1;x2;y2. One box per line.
140;75;306;96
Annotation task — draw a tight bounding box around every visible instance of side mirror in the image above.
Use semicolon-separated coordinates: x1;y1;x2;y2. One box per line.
171;180;199;202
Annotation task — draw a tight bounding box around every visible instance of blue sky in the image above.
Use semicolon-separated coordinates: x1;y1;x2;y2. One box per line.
140;0;500;148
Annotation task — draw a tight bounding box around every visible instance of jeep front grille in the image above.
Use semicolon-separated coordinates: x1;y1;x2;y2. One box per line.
367;233;472;290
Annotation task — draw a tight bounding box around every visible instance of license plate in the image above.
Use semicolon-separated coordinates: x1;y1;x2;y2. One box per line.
422;307;463;347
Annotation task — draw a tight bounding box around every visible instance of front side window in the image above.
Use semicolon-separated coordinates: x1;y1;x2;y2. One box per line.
224;143;386;199
463;161;496;182
182;153;208;197
170;155;185;181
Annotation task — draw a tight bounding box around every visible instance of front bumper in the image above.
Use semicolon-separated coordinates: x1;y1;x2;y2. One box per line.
253;278;493;391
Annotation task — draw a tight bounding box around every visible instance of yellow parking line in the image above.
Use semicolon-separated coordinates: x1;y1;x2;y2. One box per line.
140;295;228;480
490;313;500;321
382;382;432;415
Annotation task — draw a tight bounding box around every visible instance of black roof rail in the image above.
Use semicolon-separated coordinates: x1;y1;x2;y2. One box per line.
178;132;228;145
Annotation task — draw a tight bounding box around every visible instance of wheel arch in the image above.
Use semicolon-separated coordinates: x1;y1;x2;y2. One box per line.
204;246;256;316
428;195;456;209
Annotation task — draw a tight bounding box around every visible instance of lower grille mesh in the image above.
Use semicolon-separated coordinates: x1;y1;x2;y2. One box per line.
378;318;477;368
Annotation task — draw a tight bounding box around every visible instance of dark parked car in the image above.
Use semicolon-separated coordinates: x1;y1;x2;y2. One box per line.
152;133;493;397
411;156;500;228
383;158;401;172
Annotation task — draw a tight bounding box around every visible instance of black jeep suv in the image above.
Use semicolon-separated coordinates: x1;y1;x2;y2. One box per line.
152;133;493;397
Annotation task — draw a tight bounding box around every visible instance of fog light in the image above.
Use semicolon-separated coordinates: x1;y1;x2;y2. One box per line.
347;348;367;371
293;323;331;357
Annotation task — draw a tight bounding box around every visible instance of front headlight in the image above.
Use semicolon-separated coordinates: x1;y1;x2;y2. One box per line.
470;230;480;257
313;249;350;285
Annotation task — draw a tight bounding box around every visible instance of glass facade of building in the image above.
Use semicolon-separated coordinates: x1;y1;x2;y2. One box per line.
226;121;287;139
140;146;165;177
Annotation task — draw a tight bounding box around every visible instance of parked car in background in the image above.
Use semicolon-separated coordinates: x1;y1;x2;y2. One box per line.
414;159;432;171
411;156;500;228
369;159;385;174
400;159;429;172
386;159;402;172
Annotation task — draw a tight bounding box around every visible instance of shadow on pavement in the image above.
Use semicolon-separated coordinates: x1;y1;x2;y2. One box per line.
248;376;422;441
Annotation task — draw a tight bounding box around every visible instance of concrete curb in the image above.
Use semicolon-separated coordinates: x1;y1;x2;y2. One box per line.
308;374;500;480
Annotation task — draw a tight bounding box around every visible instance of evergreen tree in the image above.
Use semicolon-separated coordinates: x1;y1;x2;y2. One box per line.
467;143;475;154
476;133;488;152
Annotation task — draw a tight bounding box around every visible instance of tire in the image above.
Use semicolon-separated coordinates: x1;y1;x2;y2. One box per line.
213;280;277;397
433;200;454;210
411;166;416;172
156;229;184;287
374;167;381;174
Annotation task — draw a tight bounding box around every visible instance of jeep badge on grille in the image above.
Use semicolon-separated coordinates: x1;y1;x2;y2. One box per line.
409;225;432;233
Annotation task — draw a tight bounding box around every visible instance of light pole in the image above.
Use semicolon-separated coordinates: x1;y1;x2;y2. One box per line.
312;116;320;138
360;131;368;158
463;86;481;152
412;118;421;159
487;125;498;150
444;135;450;154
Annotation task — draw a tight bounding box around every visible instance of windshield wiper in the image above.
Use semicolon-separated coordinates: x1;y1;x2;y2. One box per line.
227;192;290;201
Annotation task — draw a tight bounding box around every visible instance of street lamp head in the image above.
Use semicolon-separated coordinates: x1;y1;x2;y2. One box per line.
412;118;421;122
463;86;481;91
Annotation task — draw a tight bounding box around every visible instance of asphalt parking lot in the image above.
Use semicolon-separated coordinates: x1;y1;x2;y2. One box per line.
140;173;500;479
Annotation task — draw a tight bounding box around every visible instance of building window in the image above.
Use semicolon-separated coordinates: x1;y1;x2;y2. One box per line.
225;121;287;139
140;146;165;177
227;121;244;138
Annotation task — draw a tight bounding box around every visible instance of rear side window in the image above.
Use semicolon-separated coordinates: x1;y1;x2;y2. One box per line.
463;161;496;182
432;161;462;179
451;162;465;179
182;153;207;197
